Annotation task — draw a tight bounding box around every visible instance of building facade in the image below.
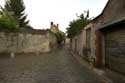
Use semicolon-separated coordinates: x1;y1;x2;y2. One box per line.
50;22;59;33
71;0;125;74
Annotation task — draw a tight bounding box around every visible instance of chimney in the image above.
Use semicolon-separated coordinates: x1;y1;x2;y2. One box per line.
57;24;59;29
50;21;53;28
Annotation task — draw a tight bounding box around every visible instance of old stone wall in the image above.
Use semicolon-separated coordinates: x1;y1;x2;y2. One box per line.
71;37;76;52
49;32;57;49
0;31;56;54
71;30;86;57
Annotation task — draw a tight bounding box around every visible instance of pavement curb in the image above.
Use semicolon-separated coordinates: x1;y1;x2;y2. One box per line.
70;50;114;83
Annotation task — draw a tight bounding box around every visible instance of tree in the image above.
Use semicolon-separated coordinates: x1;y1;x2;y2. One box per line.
66;10;91;39
0;6;18;31
4;0;29;28
54;32;65;47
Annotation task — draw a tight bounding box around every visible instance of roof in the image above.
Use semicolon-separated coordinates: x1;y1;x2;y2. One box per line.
89;0;110;23
98;17;125;29
90;0;125;29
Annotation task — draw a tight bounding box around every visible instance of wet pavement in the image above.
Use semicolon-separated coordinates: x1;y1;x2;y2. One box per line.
0;48;108;83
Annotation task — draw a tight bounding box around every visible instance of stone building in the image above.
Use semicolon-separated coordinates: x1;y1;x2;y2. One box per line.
50;21;59;33
50;21;65;35
96;0;125;74
71;0;125;74
50;21;65;44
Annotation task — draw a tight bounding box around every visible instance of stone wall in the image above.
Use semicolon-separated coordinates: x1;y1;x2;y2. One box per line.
71;30;86;57
0;31;56;54
49;32;57;49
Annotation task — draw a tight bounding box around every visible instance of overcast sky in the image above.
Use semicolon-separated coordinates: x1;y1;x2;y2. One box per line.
0;0;108;32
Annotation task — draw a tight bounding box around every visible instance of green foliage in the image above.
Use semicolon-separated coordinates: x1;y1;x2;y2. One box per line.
66;10;91;39
55;32;65;45
4;0;29;28
0;8;19;31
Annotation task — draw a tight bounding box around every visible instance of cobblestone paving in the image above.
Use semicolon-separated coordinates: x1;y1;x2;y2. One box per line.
0;48;106;83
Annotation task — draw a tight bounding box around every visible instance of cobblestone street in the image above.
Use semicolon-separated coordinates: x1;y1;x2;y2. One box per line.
0;48;107;83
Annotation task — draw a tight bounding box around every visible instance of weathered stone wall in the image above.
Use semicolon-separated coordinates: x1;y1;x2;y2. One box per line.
75;33;83;55
0;31;56;54
65;37;70;45
71;37;76;52
49;32;57;49
71;29;86;57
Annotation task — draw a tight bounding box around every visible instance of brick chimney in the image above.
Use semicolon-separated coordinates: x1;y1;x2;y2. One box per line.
57;24;59;30
50;21;53;28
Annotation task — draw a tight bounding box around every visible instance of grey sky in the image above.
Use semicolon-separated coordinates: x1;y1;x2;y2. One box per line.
0;0;108;32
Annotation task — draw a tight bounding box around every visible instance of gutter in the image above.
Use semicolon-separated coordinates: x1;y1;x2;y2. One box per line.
98;17;125;30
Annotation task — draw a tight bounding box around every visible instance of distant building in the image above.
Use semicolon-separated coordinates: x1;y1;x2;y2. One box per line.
50;22;59;33
50;21;65;44
50;21;65;35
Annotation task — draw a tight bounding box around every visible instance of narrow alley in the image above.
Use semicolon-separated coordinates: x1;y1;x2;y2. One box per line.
0;47;107;83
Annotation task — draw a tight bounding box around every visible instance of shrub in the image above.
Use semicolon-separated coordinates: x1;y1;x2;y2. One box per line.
55;32;65;45
0;9;19;31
